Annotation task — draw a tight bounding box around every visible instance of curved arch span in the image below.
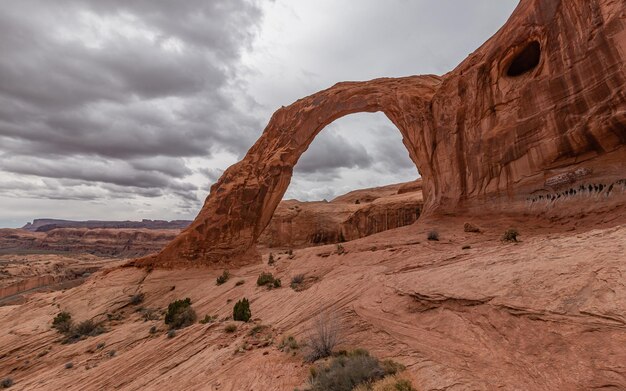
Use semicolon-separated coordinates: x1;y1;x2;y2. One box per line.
135;76;441;267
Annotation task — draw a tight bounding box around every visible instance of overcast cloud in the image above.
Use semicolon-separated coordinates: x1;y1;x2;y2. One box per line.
0;0;519;227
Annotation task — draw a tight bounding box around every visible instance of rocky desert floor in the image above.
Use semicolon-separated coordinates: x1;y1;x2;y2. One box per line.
0;212;625;391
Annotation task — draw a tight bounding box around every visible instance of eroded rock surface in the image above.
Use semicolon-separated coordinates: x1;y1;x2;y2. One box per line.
139;0;626;267
258;180;423;248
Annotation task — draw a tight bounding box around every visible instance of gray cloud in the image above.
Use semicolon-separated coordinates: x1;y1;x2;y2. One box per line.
0;0;265;216
295;132;373;174
0;0;518;225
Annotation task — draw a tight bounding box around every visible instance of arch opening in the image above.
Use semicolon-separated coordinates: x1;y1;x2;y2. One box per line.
259;113;424;249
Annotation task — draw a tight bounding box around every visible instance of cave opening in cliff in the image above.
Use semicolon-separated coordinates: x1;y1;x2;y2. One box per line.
264;112;423;248
506;40;541;77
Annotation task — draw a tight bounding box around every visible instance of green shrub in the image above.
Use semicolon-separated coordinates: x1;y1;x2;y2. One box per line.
167;330;176;338
224;324;237;333
290;274;305;290
427;230;439;241
273;278;282;288
257;272;277;287
52;311;73;333
199;314;217;324
308;349;403;391
279;336;299;352
164;298;197;329
216;270;230;285
233;298;251;322
502;228;519;242
63;320;104;343
149;325;157;334
129;293;144;305
268;253;275;265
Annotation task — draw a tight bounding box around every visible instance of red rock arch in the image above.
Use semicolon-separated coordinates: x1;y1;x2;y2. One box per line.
134;0;626;268
136;76;441;267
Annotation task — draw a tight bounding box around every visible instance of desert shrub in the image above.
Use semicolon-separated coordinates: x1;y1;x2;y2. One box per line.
167;330;176;338
290;274;306;290
257;272;278;287
502;228;519;242
279;335;299;353
216;270;230;285
306;313;340;362
108;350;116;357
56;318;104;343
235;280;245;286
96;342;105;350
308;349;402;391
268;253;275;265
199;314;217;324
248;324;269;336
273;278;282;288
164;298;197;329
463;222;481;233
233;298;251;322
353;375;416;391
224;324;237;333
73;320;103;337
65;362;73;369
1;378;13;388
141;308;161;321
149;325;157;334
427;230;439;241
129;293;144;305
336;243;345;254
52;311;73;333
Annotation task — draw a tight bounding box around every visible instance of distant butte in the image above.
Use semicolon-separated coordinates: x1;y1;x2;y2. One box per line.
135;0;626;268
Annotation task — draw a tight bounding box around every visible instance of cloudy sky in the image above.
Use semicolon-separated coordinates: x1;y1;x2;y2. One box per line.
0;0;519;228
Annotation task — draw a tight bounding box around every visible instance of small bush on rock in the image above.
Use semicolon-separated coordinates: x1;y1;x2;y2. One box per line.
306;313;339;362
52;312;73;334
257;272;278;287
224;324;237;333
290;274;306;290
216;270;230;285
199;314;217;324
308;349;405;391
502;228;519;242
1;378;13;388
129;293;144;305
427;230;439;241
233;298;251;322
164;298;197;329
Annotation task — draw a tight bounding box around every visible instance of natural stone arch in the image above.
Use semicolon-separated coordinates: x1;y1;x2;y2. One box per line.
136;76;441;267
134;0;626;268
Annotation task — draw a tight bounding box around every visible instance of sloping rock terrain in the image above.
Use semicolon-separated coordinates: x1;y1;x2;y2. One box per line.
0;213;624;390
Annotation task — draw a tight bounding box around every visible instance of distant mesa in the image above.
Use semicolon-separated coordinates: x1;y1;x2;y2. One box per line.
22;218;192;232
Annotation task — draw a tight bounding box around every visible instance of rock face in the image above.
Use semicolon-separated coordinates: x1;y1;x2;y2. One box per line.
0;228;179;258
139;0;626;267
22;219;191;232
258;180;423;248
